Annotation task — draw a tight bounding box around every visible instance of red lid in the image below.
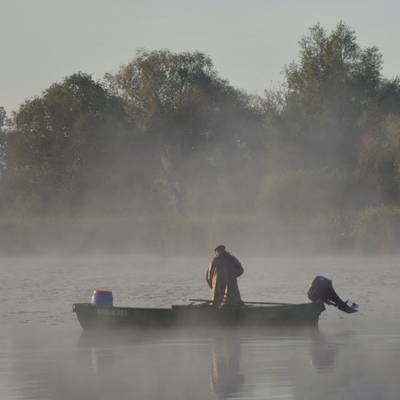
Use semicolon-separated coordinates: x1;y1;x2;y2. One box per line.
92;289;112;295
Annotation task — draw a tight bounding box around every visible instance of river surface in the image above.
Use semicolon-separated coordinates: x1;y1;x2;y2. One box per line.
1;255;399;399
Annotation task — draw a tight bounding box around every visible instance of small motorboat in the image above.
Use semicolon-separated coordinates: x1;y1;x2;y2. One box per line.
73;276;357;331
73;300;325;330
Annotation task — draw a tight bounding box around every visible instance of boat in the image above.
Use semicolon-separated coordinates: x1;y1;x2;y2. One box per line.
71;275;361;331
72;301;325;330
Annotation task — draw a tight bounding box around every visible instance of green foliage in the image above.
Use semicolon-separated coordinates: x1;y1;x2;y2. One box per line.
352;205;400;252
106;50;219;124
0;107;7;173
4;73;153;214
106;49;263;152
1;23;400;253
256;168;358;220
358;115;400;202
274;22;384;168
106;49;265;211
0;107;6;130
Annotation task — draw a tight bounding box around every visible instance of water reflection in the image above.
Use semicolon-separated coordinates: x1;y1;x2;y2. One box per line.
309;329;339;371
77;326;336;400
209;335;243;398
2;255;400;399
5;326;400;400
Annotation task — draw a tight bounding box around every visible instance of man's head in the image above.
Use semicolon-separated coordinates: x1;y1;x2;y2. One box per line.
214;245;226;257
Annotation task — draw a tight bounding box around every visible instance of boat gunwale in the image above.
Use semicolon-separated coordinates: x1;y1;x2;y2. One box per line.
73;302;323;312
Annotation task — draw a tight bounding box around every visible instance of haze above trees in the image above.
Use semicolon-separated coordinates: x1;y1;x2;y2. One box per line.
1;22;400;252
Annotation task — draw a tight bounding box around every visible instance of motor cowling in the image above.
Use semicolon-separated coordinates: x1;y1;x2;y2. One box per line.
307;276;358;313
307;276;333;303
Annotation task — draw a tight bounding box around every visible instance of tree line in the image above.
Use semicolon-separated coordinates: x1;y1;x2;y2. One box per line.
1;22;400;222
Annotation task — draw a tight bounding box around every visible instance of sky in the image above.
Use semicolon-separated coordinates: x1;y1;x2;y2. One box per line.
1;0;399;114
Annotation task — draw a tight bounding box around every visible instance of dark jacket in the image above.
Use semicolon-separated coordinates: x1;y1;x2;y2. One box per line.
206;251;244;306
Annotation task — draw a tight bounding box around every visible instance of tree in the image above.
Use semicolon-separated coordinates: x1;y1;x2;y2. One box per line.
106;50;265;212
359;115;400;203
6;73;150;214
0;107;7;173
275;22;384;168
106;50;219;125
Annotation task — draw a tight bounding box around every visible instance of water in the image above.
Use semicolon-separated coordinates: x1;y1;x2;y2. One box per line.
1;255;400;399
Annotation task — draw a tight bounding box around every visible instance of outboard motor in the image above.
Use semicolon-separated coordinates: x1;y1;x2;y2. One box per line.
308;276;358;314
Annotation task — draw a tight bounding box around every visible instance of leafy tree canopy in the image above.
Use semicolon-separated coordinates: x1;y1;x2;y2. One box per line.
274;22;385;168
6;73;141;213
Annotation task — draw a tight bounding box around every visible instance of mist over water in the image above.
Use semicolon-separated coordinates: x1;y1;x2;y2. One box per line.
2;11;400;400
1;255;400;400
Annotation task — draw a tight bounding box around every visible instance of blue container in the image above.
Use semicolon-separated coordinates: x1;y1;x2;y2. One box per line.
91;289;113;306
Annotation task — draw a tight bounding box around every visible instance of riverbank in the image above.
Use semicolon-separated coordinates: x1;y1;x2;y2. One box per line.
1;205;400;255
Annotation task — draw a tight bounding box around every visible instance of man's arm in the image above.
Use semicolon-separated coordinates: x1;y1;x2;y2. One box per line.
231;256;244;277
206;262;213;288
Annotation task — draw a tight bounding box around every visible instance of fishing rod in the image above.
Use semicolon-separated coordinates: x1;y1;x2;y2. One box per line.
188;298;292;306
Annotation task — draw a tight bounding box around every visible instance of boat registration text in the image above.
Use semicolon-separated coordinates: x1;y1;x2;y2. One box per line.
96;308;128;317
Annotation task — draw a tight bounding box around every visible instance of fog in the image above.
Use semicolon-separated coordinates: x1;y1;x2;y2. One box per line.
1;255;400;399
7;326;400;400
1;20;400;400
1;23;400;256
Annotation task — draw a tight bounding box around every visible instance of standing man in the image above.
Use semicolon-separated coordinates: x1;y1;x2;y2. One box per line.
207;245;244;307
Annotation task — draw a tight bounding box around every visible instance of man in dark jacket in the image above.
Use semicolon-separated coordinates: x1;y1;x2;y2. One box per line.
207;245;244;307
